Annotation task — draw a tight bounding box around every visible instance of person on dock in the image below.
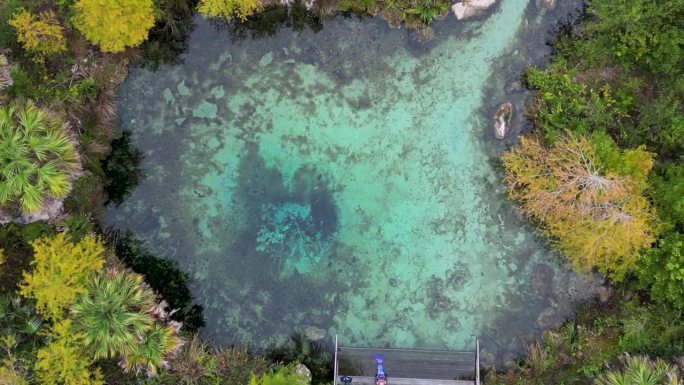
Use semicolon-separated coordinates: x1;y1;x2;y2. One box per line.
374;354;388;385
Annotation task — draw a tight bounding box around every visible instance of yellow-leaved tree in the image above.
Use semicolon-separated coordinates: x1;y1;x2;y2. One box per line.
35;320;103;385
197;0;263;21
20;233;105;321
9;10;67;56
71;0;156;52
502;133;657;281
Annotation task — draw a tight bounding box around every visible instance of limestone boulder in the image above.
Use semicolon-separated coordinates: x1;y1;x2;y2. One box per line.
294;363;313;384
493;102;513;139
452;0;497;20
301;325;326;341
534;306;562;329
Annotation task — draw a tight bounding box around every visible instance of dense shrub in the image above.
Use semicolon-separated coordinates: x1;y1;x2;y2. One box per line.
72;0;156;52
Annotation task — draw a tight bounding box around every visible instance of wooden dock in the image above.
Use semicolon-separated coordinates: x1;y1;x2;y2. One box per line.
333;336;480;385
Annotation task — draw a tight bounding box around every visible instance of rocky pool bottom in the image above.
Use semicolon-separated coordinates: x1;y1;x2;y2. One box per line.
106;0;596;365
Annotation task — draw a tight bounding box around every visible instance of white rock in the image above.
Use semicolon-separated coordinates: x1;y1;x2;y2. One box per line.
452;0;497;20
493;102;513;139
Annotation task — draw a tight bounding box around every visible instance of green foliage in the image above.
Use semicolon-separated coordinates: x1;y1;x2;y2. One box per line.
336;0;375;12
266;334;332;385
62;216;94;242
20;233;105;322
618;301;684;356
123;323;183;376
248;365;308;385
71;272;155;360
586;0;684;79
62;173;106;217
0;0;23;48
197;0;263;21
524;60;630;141
0;223;54;295
403;0;447;24
0;296;42;353
9;10;67;57
35;320;103;385
0;100;79;214
637;232;684;309
72;0;156;52
650;164;684;229
595;354;681;385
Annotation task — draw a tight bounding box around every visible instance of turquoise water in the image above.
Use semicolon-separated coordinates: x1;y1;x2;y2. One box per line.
107;0;590;359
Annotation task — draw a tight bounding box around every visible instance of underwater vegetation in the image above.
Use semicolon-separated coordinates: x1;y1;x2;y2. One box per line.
257;202;334;276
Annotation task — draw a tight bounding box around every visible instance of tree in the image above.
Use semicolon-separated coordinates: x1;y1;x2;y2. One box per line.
121;323;183;376
637;232;684;309
595;354;681;385
34;320;103;385
71;0;156;53
501;133;657;280
9;10;66;56
0;101;79;214
197;0;263;21
19;233;105;322
71;272;155;360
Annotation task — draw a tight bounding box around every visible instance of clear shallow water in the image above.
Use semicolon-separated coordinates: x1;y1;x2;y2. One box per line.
108;0;591;360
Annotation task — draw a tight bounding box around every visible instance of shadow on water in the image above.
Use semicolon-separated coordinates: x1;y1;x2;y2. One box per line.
213;5;324;40
105;230;206;332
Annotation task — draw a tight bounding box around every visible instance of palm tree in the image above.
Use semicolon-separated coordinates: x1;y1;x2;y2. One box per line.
595;354;682;385
71;272;155;360
0;100;79;214
122;322;183;375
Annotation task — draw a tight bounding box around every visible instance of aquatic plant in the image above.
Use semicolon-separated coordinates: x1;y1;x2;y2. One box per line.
0;100;79;214
256;202;331;275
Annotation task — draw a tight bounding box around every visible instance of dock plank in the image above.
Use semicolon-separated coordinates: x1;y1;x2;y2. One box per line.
338;347;476;380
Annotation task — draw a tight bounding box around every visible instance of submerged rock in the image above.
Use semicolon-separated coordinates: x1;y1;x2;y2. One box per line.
540;0;556;10
591;284;613;303
301;325;326;341
534;306;561;329
504;80;523;94
259;52;274;67
452;0;496;20
531;264;554;297
493;102;513;139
